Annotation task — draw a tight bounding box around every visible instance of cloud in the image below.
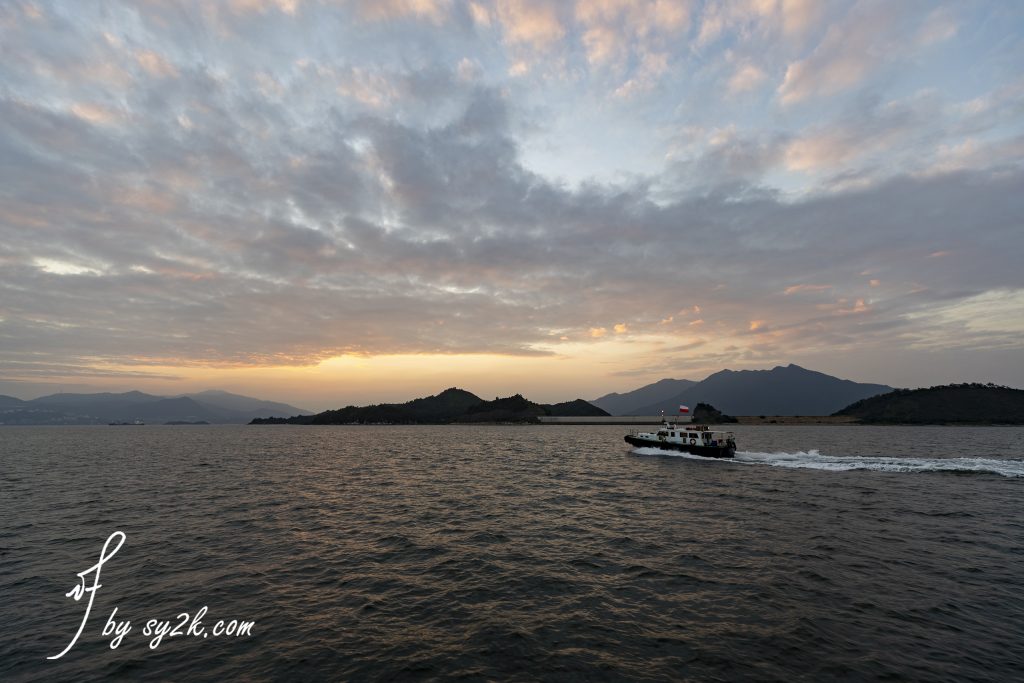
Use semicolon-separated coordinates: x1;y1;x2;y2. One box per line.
3;158;1021;374
348;0;452;23
779;0;824;37
916;5;958;46
135;49;179;78
665;125;785;192
727;61;767;94
696;0;821;47
479;0;691;90
783;284;831;295
495;0;566;50
778;1;947;105
69;102;122;125
229;0;301;15
612;49;670;97
1;0;1022;390
574;0;690;95
775;88;1000;184
576;0;690;66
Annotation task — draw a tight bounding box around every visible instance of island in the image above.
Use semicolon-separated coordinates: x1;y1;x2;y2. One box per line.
250;388;610;425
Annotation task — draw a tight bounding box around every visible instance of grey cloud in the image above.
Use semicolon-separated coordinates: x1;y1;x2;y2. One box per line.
664;133;787;195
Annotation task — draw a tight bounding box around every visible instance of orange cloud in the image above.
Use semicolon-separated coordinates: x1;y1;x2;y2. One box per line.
783;283;832;295
728;62;767;94
783;131;856;171
613;49;669;98
229;0;301;14
351;0;451;23
576;0;689;67
496;0;565;49
834;298;870;315
697;0;819;47
468;1;491;25
780;0;823;37
136;50;179;78
70;103;121;125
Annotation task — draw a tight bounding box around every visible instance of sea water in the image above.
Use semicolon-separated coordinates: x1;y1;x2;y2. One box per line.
2;424;1022;681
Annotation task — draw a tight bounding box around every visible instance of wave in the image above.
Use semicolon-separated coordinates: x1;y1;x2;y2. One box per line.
630;447;1024;477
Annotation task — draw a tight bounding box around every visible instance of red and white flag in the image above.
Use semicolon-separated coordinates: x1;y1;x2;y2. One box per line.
679;405;689;414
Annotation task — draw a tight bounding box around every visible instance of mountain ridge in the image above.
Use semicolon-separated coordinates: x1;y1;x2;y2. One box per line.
590;378;697;416
834;383;1024;424
251;388;610;424
615;365;892;416
0;390;311;425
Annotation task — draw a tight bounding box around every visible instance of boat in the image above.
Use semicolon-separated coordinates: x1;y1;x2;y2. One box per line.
108;420;145;425
624;412;736;458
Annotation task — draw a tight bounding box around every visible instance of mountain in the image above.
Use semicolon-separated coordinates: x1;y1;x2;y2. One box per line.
0;390;310;425
29;391;163;412
181;390;311;418
0;395;27;409
296;387;486;424
834;384;1024;424
631;364;892;416
590;378;697;416
252;388;610;424
546;399;612;417
10;391;166;424
461;394;548;422
128;397;224;422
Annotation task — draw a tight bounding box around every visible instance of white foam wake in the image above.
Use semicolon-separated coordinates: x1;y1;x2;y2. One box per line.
630;447;1024;477
736;450;1024;477
630;447;723;462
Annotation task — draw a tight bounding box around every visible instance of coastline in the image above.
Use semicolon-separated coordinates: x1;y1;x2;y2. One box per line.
733;415;861;425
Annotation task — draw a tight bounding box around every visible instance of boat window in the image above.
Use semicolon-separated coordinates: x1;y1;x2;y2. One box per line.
670;431;675;437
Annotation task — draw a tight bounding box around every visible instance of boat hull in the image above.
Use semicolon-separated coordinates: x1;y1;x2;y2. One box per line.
624;434;735;459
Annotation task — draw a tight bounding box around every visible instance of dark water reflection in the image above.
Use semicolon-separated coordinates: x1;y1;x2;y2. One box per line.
2;425;1022;681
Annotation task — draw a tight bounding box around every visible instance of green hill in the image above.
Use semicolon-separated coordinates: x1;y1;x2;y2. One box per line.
250;388;610;425
833;384;1024;424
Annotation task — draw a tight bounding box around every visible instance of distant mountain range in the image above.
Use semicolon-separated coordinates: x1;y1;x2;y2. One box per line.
7;364;988;426
252;388;609;424
834;383;1024;424
0;390;310;425
591;378;697;416
592;364;893;416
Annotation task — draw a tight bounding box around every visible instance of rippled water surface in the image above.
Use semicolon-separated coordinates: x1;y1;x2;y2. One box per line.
2;425;1023;681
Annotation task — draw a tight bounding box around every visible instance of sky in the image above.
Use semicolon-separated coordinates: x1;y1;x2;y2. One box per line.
1;0;1022;411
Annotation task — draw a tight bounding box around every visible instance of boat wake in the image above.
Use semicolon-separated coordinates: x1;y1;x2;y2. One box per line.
630;447;1024;477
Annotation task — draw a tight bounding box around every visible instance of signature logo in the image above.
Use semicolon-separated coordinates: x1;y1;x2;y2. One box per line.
48;531;255;659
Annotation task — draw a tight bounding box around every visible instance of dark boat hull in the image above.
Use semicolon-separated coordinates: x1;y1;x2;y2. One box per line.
624;435;735;459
